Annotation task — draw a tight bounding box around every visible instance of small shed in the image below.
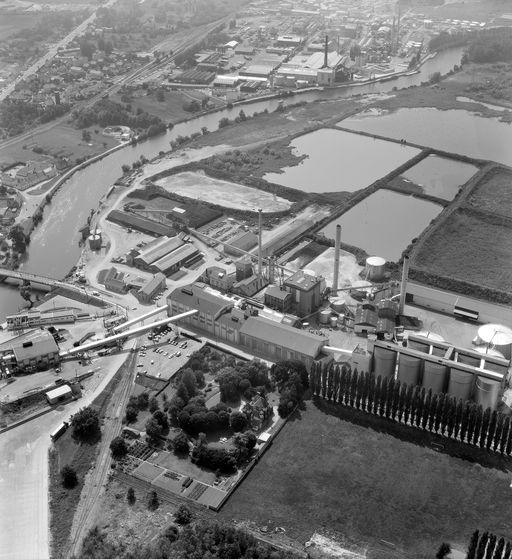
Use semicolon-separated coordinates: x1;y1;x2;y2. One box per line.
46;384;72;405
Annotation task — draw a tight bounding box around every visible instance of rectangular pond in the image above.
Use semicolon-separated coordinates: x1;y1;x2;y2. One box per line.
340;107;512;166
400;155;478;201
263;128;420;193
319;189;443;262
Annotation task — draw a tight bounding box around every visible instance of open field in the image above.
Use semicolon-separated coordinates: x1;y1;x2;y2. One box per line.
412;208;512;294
219;402;512;558
0;123;119;166
155;171;292;212
0;13;42;40
466;166;512;218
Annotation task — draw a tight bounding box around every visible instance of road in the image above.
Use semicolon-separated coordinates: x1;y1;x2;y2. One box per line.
0;0;120;103
0;348;133;559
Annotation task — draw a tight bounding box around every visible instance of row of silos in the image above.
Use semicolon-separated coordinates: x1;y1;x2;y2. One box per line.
372;345;503;410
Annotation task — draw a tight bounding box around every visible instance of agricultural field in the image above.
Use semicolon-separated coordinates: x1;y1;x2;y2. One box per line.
219;402;512;558
411;165;512;297
155;171;292;212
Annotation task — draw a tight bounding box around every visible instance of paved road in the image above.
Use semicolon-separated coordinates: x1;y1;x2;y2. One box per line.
0;349;132;559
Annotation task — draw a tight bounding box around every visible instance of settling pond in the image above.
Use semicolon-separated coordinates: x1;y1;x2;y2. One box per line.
400;155;478;201
340;107;512;166
263;128;420;193
319;190;443;262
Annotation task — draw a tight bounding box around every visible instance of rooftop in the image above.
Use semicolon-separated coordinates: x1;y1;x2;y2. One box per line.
168;283;234;318
284;270;322;292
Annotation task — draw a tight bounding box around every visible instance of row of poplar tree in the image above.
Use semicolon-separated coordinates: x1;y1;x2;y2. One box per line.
309;362;512;454
466;530;512;559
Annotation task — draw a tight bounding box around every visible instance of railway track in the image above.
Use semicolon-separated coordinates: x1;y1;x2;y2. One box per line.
65;345;138;558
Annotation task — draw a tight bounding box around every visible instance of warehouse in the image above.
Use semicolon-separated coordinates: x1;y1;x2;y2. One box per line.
6;308;77;331
0;329;60;372
224;230;258;256
150;243;200;275
135;273;166;303
131;236;184;269
107;210;175;237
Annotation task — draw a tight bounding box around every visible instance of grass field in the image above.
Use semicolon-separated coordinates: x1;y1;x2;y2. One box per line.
466;166;512;218
219;401;512;558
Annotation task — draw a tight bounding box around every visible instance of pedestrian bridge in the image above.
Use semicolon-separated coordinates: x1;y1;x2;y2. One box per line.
0;267;84;293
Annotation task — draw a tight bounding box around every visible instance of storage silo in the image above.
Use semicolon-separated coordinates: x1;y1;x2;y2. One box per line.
330;298;345;313
319;309;331;324
330;316;338;328
88;234;101;250
422;360;448;394
365;256;386;282
477;324;512;360
448;368;474;401
373;346;397;378
456;352;481;368
397;353;422;386
474;375;501;411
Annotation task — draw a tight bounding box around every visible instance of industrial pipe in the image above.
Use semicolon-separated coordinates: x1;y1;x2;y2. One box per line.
398;255;409;315
112;305;168;333
258;209;263;277
332;224;341;293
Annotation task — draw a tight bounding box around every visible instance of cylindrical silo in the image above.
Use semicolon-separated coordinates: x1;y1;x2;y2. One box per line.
330;316;338;328
319;309;331;324
365;256;386;282
373;346;397;379
474;376;501;411
330;298;345;313
397;353;422;386
422;361;448;394
477;324;512;360
448;368;474;401
88;234;101;250
456;352;481;368
408;338;430;354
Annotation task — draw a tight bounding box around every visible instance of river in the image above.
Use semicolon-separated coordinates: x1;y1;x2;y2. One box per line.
0;47;465;319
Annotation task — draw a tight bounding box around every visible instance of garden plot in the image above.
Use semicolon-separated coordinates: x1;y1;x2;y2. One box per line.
154;171;292;212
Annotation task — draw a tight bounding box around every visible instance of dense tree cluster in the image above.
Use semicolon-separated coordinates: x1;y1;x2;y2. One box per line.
272;361;308;418
125;392;149;423
217;361;271;402
74;99;163;131
71;407;101;443
0;98;70;137
191;434;236;473
79;520;299;559
466;530;512;559
60;465;78;489
468;28;512;63
110;436;128;459
309;363;512;453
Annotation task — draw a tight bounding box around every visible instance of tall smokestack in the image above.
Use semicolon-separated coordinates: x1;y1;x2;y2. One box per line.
399;255;409;315
323;34;328;68
332;224;341;294
258;209;263;277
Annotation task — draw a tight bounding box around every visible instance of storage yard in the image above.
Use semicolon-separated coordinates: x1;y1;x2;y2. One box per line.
154;171;292;212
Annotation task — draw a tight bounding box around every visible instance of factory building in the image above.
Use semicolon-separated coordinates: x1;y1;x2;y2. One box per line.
6;308;77;331
107;209;176;237
103;267;127;294
224;230;258;257
46;384;72;405
0;329;60;372
202;266;236;292
283;270;324;317
135;273;166;304
264;285;293;313
167;283;328;367
372;335;510;410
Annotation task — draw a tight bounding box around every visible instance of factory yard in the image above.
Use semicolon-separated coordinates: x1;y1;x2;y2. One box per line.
154;171;292;212
219;402;512;559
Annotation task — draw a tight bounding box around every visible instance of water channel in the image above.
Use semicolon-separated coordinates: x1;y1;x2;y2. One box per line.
0;46;469;318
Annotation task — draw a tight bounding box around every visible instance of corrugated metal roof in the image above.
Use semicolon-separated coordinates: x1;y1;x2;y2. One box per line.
139;273;166;296
152;244;199;273
169;284;234;318
46;384;72;399
240;316;324;357
12;331;59;361
136;236;183;266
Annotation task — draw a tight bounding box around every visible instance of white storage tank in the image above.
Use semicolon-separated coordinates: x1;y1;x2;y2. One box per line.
448;368;474;401
373;346;397;379
319;309;331;324
477;324;512;360
365;256;386;282
474;375;501;411
330;298;345;313
422;361;448;394
330;316;338;328
397;354;422;386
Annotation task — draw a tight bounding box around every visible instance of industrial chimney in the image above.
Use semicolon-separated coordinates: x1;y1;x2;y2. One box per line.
322;34;329;69
332;225;341;293
258;209;263;277
398;255;409;315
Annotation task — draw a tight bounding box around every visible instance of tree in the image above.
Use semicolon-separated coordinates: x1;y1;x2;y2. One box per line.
61;465;78;488
175;504;192;524
229;411;247;432
145;418;163;445
182;369;198;397
109;436;128;459
125;406;138;423
218;117;231;129
71;407;100;442
121;164;130;174
79;40;96;60
8;225;27;254
172;431;190;454
147;490;159;511
436;543;451;559
152;410;168;431
127;487;135;505
148;396;159;413
137;392;149;410
156;88;165;102
176;382;190;404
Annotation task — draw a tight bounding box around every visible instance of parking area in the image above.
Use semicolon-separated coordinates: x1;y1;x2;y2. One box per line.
134;327;204;381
